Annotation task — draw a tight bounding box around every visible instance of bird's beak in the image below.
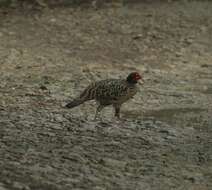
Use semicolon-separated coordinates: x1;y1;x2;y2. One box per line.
138;78;144;85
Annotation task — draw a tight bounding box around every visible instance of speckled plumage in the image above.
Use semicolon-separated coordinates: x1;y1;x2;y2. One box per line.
65;72;143;119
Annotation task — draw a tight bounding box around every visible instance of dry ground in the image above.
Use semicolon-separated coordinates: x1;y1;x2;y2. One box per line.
0;1;212;190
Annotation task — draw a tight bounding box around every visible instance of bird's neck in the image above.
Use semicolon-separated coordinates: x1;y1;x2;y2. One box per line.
126;80;137;86
126;79;137;85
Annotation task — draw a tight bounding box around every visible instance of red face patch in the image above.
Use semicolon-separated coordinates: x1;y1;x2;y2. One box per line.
133;72;142;81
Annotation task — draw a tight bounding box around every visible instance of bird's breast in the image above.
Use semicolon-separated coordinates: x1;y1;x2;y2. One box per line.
113;85;138;104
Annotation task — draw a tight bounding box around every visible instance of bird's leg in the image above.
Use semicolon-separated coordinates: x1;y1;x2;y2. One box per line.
94;104;104;121
114;105;121;119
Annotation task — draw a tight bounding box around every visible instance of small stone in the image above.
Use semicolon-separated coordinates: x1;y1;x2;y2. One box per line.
185;38;193;44
203;86;208;91
132;34;143;40
15;65;22;69
186;177;195;183
176;52;183;57
40;85;48;90
0;182;8;190
50;18;56;23
200;26;207;33
12;182;30;190
182;60;188;63
36;0;47;7
8;31;16;36
201;64;209;68
159;129;169;135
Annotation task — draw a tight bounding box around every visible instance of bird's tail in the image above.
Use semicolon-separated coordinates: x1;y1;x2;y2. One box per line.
65;84;96;109
65;98;85;108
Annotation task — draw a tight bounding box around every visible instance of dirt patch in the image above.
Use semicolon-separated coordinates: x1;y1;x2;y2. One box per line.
0;1;212;190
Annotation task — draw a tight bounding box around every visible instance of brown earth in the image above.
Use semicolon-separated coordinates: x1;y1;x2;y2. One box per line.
0;1;212;190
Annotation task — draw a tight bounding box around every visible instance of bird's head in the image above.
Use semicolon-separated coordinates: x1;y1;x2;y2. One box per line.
126;72;144;84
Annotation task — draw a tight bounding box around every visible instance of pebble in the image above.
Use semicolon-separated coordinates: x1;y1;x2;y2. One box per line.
50;18;56;23
8;31;16;36
201;64;209;68
12;182;30;190
0;182;8;190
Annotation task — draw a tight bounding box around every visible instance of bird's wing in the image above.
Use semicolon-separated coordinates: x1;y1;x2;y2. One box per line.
95;79;128;100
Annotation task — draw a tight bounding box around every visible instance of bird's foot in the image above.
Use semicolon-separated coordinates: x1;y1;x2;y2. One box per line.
113;115;125;123
93;115;103;122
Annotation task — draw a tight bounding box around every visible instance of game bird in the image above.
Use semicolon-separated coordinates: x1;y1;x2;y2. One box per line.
65;72;144;119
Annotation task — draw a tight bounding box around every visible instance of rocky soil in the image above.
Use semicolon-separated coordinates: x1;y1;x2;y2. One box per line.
0;1;212;190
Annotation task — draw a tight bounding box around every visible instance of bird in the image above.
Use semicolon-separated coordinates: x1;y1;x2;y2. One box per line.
65;72;144;119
